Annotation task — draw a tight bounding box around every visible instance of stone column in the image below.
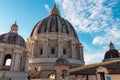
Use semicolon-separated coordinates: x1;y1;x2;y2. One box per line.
31;43;35;58
0;51;3;70
81;46;84;61
13;53;21;71
10;53;16;71
43;39;48;58
25;54;29;72
20;54;26;72
58;39;63;57
79;44;84;61
71;41;76;59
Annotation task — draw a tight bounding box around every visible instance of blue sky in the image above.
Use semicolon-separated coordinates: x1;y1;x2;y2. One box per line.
0;0;120;64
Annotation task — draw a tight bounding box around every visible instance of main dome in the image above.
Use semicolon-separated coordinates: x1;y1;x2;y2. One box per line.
30;4;77;37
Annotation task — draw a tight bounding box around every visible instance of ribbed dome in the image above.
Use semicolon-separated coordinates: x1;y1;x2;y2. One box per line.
103;41;120;61
0;22;26;48
30;4;77;37
0;32;26;48
104;49;119;60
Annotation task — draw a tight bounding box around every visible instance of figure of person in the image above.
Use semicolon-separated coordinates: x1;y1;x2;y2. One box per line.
107;75;111;80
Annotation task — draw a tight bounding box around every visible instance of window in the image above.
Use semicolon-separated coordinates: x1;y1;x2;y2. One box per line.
5;59;11;66
40;49;43;55
51;49;55;54
61;70;68;78
62;70;67;75
4;54;12;66
63;49;66;55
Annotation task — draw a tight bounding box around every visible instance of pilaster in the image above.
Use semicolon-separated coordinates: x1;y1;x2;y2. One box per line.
58;39;63;57
43;39;48;58
71;41;76;59
0;51;3;70
10;53;16;71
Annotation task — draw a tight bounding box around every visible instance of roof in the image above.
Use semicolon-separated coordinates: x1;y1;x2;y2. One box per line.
30;4;78;39
103;49;119;61
70;60;120;75
0;32;26;48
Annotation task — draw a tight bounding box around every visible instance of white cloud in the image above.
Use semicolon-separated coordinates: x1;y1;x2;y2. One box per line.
92;37;106;45
93;27;120;45
55;0;118;33
52;0;120;64
85;53;104;64
44;4;50;12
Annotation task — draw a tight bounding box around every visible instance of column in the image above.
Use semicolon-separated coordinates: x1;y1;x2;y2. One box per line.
58;39;63;57
25;54;29;72
71;41;76;59
43;39;48;58
31;43;35;58
0;51;3;70
13;53;21;71
10;53;16;71
81;46;84;61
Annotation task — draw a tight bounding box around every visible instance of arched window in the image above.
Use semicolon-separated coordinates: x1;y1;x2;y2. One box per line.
3;54;12;66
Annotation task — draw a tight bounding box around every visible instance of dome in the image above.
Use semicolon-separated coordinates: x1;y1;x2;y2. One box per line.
28;3;84;69
0;32;26;48
30;4;77;37
104;49;119;60
103;41;120;61
56;56;69;64
0;23;26;48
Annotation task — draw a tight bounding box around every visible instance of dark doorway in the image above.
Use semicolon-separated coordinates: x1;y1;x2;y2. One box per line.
100;72;105;80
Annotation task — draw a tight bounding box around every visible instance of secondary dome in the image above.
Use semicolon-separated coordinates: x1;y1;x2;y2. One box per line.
0;23;26;48
103;41;120;61
104;49;119;59
30;4;77;37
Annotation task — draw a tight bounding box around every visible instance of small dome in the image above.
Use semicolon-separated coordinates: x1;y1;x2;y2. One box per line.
56;56;69;64
0;32;26;48
0;22;26;48
30;4;77;37
103;41;120;61
103;49;119;61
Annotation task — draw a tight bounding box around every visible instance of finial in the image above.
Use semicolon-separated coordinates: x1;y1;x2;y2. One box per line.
54;2;56;8
110;40;113;45
50;3;60;15
109;40;114;50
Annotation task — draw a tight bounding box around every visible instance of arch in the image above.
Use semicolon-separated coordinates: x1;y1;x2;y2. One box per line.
3;54;12;66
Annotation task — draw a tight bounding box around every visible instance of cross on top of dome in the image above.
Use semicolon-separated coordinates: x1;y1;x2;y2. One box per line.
50;3;60;15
